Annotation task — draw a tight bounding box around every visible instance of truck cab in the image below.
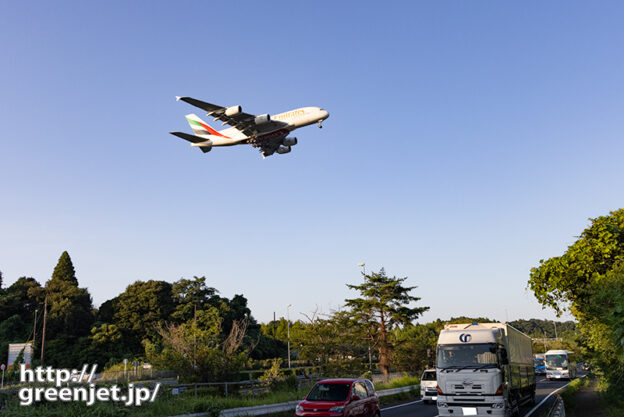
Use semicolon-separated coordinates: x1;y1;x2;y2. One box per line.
436;323;535;417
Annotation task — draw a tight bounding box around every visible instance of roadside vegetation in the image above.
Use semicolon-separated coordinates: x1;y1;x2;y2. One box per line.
596;374;624;417
527;209;624;406
559;376;588;412
0;376;420;417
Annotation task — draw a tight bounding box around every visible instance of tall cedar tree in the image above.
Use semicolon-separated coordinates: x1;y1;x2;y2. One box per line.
44;251;94;366
345;268;429;378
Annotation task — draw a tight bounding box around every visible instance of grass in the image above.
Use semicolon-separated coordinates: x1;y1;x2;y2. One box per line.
594;373;624;417
374;374;419;391
0;383;311;417
559;376;588;409
0;374;420;417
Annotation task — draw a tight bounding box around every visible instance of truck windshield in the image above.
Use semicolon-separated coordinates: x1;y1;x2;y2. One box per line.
422;371;436;381
437;344;498;369
545;355;568;369
534;358;545;366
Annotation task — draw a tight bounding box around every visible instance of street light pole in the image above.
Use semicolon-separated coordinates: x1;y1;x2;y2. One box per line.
287;304;292;369
358;263;372;371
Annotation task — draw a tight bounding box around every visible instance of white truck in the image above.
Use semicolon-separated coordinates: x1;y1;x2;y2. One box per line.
420;369;438;404
436;323;535;417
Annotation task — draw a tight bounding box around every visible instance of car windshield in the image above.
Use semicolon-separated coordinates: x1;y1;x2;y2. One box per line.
306;383;351;402
545;355;568;369
422;371;436;381
437;344;498;369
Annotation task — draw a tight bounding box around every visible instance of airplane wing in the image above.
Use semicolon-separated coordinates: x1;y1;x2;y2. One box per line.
176;96;287;137
257;133;289;158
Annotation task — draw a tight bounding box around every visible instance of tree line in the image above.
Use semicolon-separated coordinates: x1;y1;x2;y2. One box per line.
1;256;433;380
1;253;580;383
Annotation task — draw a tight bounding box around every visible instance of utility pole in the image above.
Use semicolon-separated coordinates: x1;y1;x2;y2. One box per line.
193;303;197;368
358;263;372;371
40;296;48;366
553;321;558;340
33;309;38;346
287;304;292;369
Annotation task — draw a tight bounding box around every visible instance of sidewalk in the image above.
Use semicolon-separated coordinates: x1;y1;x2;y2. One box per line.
566;379;607;417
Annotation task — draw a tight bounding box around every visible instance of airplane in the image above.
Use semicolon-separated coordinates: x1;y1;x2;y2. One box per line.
170;97;329;158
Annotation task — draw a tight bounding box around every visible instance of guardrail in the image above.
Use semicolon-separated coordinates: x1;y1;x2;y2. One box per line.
163;384;419;417
546;394;566;417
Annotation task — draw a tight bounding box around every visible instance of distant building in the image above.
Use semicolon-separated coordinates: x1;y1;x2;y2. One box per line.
8;343;33;370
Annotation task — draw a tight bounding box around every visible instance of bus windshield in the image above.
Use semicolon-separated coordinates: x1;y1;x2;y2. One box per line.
437;344;498;369
545;354;568;369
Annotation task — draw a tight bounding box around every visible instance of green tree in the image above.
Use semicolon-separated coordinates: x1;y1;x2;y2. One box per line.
393;323;439;373
0;277;44;324
345;268;429;378
171;276;217;323
146;309;248;382
45;252;94;340
43;252;95;367
528;209;624;315
114;280;175;352
97;296;118;323
528;209;624;397
85;323;126;366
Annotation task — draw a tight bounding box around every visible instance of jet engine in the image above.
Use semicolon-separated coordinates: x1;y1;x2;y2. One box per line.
276;145;291;154
225;105;242;116
282;137;298;146
254;114;271;125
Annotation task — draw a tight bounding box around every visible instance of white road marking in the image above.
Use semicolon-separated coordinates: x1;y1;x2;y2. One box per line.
381;399;423;411
525;376;585;417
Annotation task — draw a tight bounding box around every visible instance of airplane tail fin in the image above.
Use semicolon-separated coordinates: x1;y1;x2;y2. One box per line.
170;131;212;153
185;114;224;137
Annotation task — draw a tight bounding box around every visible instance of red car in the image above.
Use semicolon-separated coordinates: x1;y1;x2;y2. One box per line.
295;378;380;417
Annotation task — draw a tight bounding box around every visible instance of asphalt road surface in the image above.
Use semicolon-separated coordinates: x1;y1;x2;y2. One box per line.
380;375;582;417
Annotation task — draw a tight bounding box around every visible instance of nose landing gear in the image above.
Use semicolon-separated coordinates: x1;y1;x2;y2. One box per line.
318;120;323;128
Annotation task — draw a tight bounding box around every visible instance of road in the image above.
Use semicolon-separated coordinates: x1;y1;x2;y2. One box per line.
380;376;579;417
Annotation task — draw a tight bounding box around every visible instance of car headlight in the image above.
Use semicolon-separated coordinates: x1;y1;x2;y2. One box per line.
296;404;303;412
328;406;345;412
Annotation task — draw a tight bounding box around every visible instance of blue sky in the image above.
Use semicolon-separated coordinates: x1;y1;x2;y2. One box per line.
1;2;623;324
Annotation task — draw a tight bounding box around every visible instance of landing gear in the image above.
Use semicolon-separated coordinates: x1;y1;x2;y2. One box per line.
318;120;323;128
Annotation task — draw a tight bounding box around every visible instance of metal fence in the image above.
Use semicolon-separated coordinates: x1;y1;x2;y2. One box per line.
96;368;177;383
165;374;324;399
160;371;411;401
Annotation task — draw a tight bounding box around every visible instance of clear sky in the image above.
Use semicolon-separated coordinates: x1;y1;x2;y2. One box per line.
1;1;623;324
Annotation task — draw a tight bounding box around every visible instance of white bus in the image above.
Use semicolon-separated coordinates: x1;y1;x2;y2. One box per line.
545;349;576;380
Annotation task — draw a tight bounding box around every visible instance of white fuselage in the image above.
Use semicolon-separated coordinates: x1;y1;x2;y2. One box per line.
209;106;329;146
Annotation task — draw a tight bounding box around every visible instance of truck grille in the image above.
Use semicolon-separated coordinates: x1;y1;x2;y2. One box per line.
454;385;482;390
